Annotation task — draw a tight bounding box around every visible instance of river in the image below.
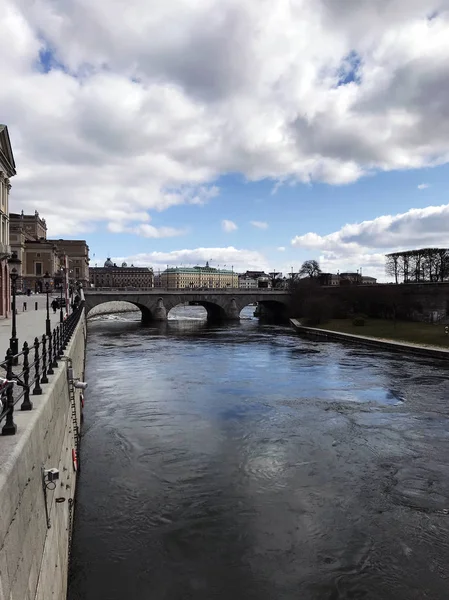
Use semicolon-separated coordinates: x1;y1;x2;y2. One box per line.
68;306;449;600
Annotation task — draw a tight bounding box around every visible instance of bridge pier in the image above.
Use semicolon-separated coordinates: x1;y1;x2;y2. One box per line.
225;298;240;320
152;298;167;321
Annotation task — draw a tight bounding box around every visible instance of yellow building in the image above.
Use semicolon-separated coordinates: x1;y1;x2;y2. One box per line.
161;262;238;289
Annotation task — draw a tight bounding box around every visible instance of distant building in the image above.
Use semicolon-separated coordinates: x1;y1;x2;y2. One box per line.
318;273;340;286
361;276;377;285
318;272;377;286
9;211;90;293
0;125;15;317
161;262;238;289
48;239;90;289
90;259;153;288
10;211;56;292
239;271;271;289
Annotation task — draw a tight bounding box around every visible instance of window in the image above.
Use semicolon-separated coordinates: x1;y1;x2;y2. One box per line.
36;253;41;258
35;262;42;276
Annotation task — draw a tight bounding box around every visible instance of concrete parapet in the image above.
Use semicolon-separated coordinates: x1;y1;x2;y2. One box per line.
0;312;87;600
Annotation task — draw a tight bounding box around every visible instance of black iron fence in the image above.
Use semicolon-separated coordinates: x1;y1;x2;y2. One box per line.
0;301;85;436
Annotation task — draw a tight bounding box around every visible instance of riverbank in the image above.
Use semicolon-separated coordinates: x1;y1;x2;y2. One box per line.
290;318;449;360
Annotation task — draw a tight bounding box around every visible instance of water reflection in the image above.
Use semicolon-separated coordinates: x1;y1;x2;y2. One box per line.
69;307;449;600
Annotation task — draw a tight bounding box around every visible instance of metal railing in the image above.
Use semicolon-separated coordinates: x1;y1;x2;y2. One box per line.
86;287;289;292
0;301;85;436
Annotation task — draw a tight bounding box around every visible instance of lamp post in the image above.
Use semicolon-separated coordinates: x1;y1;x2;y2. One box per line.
44;272;51;336
8;252;21;364
59;270;64;323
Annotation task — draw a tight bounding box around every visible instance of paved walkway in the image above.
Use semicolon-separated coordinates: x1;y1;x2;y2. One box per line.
0;297;68;361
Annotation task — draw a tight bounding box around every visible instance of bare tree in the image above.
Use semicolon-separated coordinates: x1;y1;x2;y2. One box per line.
299;260;322;279
268;271;283;289
386;248;449;283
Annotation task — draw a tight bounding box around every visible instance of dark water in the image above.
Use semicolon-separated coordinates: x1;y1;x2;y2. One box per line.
68;307;449;600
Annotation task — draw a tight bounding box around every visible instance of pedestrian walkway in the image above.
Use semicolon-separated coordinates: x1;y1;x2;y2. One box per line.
0;303;67;362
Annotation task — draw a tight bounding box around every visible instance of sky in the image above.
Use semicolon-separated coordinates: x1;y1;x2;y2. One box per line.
2;0;449;280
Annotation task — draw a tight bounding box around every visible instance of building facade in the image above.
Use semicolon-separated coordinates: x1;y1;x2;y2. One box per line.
0;125;16;317
49;239;90;288
90;259;153;288
318;272;377;286
238;271;271;289
9;212;90;293
9;211;54;292
161;263;238;289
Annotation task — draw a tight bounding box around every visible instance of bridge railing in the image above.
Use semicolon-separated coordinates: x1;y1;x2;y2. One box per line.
86;287;288;292
0;301;85;436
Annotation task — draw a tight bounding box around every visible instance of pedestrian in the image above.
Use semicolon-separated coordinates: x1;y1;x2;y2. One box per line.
51;299;58;314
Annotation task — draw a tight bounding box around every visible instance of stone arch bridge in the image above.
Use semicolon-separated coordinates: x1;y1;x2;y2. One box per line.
84;289;291;321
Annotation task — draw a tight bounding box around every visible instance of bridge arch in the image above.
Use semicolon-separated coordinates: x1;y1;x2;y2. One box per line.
163;298;228;322
84;297;154;323
256;299;289;321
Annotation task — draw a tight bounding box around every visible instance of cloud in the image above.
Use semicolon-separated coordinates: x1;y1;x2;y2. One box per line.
107;220;186;238
1;0;449;236
291;203;449;280
277;246;286;251
100;246;270;273
222;219;237;232
250;220;268;229
417;183;430;189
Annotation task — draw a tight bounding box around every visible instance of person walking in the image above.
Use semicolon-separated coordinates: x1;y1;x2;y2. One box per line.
51;298;58;314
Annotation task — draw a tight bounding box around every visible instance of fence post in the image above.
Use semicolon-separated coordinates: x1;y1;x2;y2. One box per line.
57;325;63;358
21;342;33;411
51;327;59;368
41;335;48;384
2;350;17;435
32;337;42;395
47;331;54;375
62;318;68;350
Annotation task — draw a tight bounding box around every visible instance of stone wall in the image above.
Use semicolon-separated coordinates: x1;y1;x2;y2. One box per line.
0;312;87;600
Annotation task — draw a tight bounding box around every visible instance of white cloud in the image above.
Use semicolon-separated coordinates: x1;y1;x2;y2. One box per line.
100;246;270;273
107;220;186;238
417;183;430;189
250;220;268;229
277;246;286;251
1;0;449;235
222;219;237;232
291;203;449;280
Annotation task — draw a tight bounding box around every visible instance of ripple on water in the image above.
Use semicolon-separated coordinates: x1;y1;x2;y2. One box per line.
69;308;449;600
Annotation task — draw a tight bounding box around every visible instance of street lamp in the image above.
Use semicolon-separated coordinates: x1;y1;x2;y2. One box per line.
8;251;21;364
59;269;64;323
43;272;52;336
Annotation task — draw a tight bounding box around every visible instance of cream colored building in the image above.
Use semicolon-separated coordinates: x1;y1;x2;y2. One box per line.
90;259;153;288
161;262;238;289
0;125;15;317
9;211;90;292
49;239;90;288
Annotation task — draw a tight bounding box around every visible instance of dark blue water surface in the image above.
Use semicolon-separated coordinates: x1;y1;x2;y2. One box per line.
68;307;449;600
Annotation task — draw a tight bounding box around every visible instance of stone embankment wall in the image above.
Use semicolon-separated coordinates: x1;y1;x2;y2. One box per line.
0;313;87;600
290;319;449;360
87;300;138;317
